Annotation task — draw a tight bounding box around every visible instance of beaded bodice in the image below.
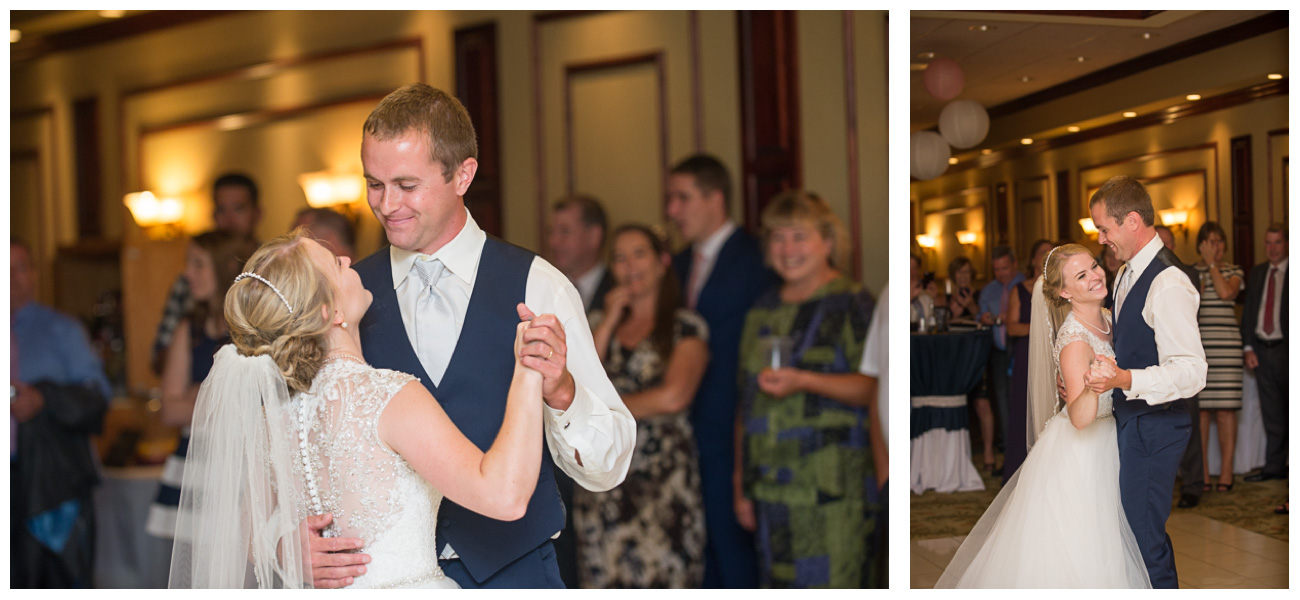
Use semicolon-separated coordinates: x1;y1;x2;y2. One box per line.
1054;311;1115;419
287;358;450;588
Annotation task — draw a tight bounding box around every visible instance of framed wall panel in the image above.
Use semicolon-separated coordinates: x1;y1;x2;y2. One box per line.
917;186;991;282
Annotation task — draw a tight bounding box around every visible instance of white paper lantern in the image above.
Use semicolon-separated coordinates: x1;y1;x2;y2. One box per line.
910;131;951;181
938;99;990;149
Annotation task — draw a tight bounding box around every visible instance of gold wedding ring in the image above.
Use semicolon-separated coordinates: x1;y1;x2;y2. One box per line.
546;348;555;360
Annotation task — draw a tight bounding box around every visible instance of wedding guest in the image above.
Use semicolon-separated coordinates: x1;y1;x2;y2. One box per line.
945;257;978;323
911;254;938;326
1156;224;1176;252
1002;239;1053;481
735;191;880;588
11;239;111;588
667;154;775;588
151;173;262;374
945;256;994;470
547;195;614;314
978;246;1023;468
1242;224;1288;483
292;207;355;261
575;224;708;588
146;231;258;539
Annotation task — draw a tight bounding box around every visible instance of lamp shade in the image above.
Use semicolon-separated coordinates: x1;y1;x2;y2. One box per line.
1079;218;1098;235
924;58;965;101
938;100;990;149
910;131;951;181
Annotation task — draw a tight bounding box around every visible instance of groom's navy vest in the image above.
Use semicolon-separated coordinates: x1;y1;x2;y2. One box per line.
1108;247;1192;424
354;238;565;583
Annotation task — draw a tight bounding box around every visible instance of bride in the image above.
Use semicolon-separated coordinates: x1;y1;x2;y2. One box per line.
168;230;544;588
935;244;1151;588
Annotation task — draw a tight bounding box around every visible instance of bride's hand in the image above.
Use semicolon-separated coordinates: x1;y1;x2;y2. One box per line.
513;321;542;377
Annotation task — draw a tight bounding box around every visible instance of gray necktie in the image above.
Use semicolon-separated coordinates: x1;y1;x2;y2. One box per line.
411;258;456;384
1115;265;1132;317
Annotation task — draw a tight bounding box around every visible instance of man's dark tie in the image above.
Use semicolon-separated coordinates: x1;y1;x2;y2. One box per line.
1263;266;1278;335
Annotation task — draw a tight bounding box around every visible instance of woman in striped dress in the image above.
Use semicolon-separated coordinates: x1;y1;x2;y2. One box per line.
146;232;256;538
1192;222;1246;492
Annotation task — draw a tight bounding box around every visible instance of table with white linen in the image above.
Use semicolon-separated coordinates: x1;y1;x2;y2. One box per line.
910;330;989;495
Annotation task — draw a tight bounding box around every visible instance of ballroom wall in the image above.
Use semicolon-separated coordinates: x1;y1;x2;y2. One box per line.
10;10;888;392
909;28;1288;281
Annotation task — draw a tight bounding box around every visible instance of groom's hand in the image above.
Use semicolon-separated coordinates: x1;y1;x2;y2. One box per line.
1084;355;1130;393
517;303;577;411
305;513;369;588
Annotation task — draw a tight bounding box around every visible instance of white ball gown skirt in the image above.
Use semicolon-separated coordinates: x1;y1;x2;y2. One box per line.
935;410;1151;588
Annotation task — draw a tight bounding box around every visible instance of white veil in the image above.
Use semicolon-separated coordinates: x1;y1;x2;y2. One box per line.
1025;276;1062;450
168;344;311;588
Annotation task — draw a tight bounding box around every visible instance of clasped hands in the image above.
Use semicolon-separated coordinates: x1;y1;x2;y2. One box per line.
1082;355;1126;394
515;303;576;411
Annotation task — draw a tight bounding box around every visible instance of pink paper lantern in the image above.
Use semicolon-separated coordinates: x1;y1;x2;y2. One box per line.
924;58;965;102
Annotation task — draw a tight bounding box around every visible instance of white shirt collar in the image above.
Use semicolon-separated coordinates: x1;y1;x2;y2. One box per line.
389;207;486;289
574;262;606;291
694;220;736;261
1269;258;1288;275
1124;234;1165;280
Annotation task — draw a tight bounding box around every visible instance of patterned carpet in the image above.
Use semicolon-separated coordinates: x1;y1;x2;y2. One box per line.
910;454;1289;543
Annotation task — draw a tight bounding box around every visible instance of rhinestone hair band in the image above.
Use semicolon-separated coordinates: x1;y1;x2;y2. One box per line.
234;272;294;314
1042;246;1060;280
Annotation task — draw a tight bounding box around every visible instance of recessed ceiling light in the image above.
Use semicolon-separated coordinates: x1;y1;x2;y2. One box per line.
1186;94;1201;101
1020;76;1032;83
1123;111;1138;118
918;52;935;59
10;29;20;44
99;10;125;18
969;25;997;32
1021;138;1034;145
1267;73;1283;80
948;157;959;165
1076;56;1087;63
1067;126;1080;133
1141;32;1156;40
981;149;992;155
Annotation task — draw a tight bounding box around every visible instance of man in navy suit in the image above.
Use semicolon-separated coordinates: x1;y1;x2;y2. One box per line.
306;83;635;589
1241;224;1288;483
1085;176;1207;588
666;154;777;588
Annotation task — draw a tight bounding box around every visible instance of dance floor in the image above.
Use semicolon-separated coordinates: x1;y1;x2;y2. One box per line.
911;512;1289;588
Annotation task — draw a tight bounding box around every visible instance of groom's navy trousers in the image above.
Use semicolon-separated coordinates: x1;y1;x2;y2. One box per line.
1111;248;1195;589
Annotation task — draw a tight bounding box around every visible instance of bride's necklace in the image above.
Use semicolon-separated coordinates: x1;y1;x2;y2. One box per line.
1072;309;1111;335
324;351;367;366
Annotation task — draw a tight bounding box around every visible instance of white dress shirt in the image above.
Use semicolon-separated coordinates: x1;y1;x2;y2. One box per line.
573;262;608;312
1114;235;1208;405
686;220;737;307
1247;258;1287;349
859;283;888;445
388;209;635;493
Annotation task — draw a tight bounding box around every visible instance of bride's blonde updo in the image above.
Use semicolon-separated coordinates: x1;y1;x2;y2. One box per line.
224;229;336;394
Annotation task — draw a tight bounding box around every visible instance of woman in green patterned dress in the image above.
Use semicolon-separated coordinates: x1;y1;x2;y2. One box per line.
733;191;883;588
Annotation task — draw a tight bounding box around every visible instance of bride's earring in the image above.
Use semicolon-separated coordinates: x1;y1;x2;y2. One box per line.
341;320;348;329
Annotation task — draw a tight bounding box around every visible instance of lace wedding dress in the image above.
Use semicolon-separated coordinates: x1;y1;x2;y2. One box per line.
288;357;459;589
935;313;1150;588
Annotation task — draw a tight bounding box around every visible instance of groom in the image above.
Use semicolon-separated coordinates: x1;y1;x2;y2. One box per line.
1085;176;1207;589
307;83;636;588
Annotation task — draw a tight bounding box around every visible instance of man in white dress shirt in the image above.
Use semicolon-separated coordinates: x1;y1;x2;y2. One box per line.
1084;175;1207;588
307;83;635;588
546;194;615;314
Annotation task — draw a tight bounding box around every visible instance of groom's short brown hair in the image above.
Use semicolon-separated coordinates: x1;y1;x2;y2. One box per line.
1090;176;1155;227
363;83;477;183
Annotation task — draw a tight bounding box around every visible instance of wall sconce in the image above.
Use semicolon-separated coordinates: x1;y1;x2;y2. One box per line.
1159;208;1190;239
956;230;978;245
124;191;184;239
298;171;365;209
915;234;937;249
1079;217;1098;237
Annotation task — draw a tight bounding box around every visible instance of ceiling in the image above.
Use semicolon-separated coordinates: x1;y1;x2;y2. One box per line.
910;10;1276;132
9;10;149;40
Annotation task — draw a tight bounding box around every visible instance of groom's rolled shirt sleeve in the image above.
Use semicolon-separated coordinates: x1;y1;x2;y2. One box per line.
1126;270;1208;405
526;257;636;493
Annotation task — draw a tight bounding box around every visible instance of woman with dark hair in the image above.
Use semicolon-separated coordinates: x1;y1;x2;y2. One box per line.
147;231;258;539
575;224;709;588
1192;221;1245;492
946;256;978;324
1001;239;1054;481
